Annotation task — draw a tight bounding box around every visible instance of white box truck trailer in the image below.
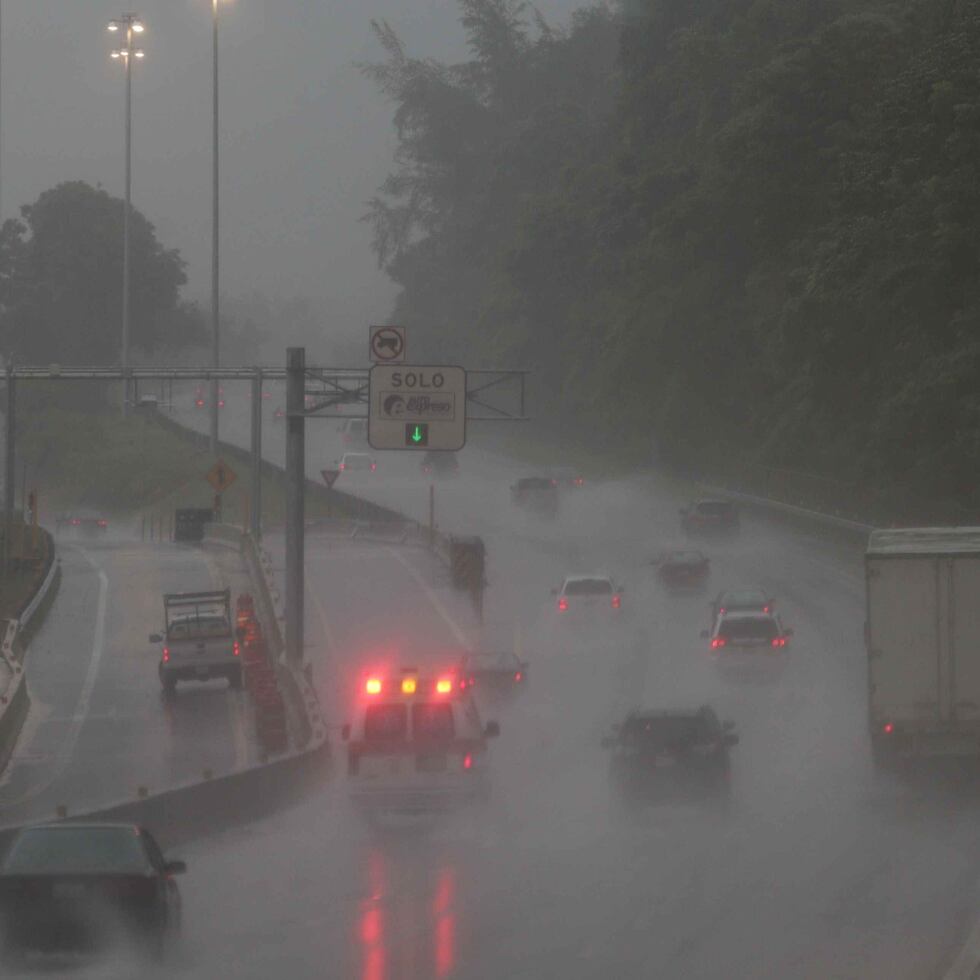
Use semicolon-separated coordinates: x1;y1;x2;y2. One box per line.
867;528;980;766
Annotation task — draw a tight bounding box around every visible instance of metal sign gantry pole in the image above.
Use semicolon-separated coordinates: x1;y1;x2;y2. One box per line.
250;368;262;539
284;348;305;665
3;367;14;575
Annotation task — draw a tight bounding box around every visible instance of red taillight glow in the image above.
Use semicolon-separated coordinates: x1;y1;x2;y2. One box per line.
611;594;621;610
233;641;240;657
162;648;170;663
463;753;473;770
558;597;568;612
195;399;204;408
719;607;726;614
370;463;377;471
763;605;771;613
514;671;523;683
365;678;382;695
401;677;417;694
711;637;726;649
883;722;894;735
771;637;787;648
97;519;108;527
339;463;346;471
435;678;453;695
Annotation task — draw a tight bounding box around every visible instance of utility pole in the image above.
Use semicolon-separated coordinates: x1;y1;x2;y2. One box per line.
285;348;305;665
3;366;14;576
209;0;220;456
250;368;262;538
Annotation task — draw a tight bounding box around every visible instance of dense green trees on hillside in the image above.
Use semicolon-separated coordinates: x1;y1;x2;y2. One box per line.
365;0;980;508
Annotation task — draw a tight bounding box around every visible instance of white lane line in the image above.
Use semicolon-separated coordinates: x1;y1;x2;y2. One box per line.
3;550;109;808
307;579;339;657
944;913;980;980
385;547;472;649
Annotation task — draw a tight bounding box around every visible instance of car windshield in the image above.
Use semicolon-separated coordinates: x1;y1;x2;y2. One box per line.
412;703;455;740
719;616;779;640
564;578;613;595
364;704;408;741
622;716;709;750
721;590;767;608
665;551;704;564
166;614;230;639
3;827;150;875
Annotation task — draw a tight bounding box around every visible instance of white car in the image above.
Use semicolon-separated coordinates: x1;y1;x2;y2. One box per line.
338;452;376;473
702;610;793;651
340;418;368;447
341;668;499;814
553;574;624;614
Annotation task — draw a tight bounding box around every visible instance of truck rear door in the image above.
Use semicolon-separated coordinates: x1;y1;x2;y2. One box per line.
868;556;940;725
951;556;980;725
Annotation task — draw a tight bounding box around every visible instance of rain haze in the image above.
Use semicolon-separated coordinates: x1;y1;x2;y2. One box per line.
1;1;979;978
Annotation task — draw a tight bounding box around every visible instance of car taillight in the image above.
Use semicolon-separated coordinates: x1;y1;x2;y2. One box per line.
162;648;170;663
883;722;894;735
719;607;726;614
711;637;726;649
370;463;377;471
558;597;568;611
233;641;240;657
611;594;621;610
463;753;473;771
771;637;786;648
763;606;770;613
195;399;204;407
365;678;382;695
339;463;346;471
514;671;523;683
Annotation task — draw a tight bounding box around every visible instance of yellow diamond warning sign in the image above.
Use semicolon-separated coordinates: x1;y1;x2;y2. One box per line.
206;459;238;494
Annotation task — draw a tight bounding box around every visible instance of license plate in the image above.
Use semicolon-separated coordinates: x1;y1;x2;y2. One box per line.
53;883;86;900
416;754;447;773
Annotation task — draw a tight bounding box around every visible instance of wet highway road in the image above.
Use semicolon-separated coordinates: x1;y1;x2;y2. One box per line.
148;394;980;979
0;536;257;828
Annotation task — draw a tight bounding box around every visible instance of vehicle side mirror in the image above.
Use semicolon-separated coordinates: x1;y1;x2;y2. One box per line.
149;633;163;644
341;724;351;742
163;860;187;876
722;720;735;732
723;734;739;748
700;629;709;639
485;721;500;738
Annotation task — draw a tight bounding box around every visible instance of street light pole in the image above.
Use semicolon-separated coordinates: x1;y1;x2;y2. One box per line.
209;0;220;456
109;14;145;417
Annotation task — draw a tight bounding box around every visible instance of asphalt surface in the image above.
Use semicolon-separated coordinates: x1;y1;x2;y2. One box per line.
15;393;979;979
0;535;256;828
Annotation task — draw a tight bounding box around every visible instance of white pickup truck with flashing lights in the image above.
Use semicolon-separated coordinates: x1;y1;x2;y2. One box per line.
552;575;624;614
341;668;500;814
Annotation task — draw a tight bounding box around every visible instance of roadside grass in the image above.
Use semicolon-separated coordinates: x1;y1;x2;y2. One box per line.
18;405;349;531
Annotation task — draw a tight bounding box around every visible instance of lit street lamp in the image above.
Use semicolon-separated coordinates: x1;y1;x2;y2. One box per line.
108;14;145;416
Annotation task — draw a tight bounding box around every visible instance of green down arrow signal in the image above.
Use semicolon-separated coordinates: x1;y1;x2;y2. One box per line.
411;426;423;442
405;422;429;446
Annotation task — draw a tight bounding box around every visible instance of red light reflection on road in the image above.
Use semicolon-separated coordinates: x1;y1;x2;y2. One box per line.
359;850;387;980
434;866;456;977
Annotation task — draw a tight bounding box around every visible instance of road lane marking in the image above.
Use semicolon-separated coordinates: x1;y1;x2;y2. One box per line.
1;550;108;808
385;547;472;649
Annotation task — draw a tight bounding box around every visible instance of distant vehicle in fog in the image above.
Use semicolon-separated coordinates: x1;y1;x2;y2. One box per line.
710;588;772;622
680;499;739;536
549;466;585;490
866;528;980;770
511;476;559;517
340;418;368;447
463;648;527;695
0;822;185;961
338;452;376;473
553;574;624;615
702;610;792;651
421;451;459;478
654;549;710;590
603;706;738;805
56;515;109;537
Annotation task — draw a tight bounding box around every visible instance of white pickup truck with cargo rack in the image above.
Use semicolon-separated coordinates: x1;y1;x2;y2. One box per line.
866;528;980;767
149;589;242;695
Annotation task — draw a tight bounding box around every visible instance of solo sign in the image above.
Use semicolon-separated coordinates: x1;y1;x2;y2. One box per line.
368;365;466;450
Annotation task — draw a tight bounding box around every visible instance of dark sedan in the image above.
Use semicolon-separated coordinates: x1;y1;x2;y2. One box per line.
654;549;710;590
603;706;738;805
463;649;528;696
0;823;185;961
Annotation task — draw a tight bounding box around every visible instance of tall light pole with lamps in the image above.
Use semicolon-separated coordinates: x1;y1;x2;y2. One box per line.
108;14;145;416
209;0;221;455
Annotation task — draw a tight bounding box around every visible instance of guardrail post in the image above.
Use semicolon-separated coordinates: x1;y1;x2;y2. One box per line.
285;347;305;665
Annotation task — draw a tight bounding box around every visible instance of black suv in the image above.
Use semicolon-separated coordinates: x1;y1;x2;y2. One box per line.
602;706;738;804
